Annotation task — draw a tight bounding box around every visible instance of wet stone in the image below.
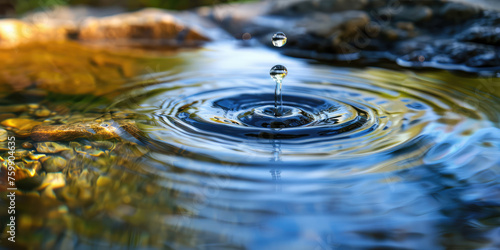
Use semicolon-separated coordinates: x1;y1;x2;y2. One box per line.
91;141;115;150
22;159;42;175
33;108;52;118
0;128;7;142
41;156;68;173
15;175;45;191
379;5;433;23
39;172;66;190
0;142;9;151
28;153;46;160
34;142;71;154
1;118;42;132
457;26;500;46
22;142;34;149
440;2;480;22
13;149;29;160
30;120;139;142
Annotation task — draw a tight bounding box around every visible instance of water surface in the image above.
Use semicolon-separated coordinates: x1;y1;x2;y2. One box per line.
3;41;500;249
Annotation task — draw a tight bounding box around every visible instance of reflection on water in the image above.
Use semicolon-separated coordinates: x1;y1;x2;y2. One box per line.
1;42;500;249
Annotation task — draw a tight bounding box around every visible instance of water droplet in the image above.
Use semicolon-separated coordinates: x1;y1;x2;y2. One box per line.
269;65;288;81
272;32;287;47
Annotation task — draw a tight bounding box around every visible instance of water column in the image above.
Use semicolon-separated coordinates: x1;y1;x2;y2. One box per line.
270;32;288;117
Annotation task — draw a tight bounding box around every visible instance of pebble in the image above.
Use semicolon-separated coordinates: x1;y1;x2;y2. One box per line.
39;172;66;190
379;5;432;23
22;142;34;149
22;159;42;176
28;153;46;160
0;128;7;142
91;141;115;150
15;175;45;191
457;26;500;46
41;156;68;173
1;118;42;132
13;149;29;160
34;109;52;118
34;142;71;153
441;2;480;22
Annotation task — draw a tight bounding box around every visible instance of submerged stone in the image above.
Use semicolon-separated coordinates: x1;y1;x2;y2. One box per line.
30;120;141;142
39;172;66;190
34;142;71;153
1;118;42;131
41;156;68;173
0;128;7;142
15;175;45;191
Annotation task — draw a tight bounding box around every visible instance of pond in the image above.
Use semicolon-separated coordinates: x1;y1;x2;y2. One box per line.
1;40;500;249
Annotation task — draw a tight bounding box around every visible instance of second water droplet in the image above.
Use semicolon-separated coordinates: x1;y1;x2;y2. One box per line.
272;32;287;47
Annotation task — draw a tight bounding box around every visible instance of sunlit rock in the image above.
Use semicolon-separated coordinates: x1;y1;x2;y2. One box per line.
78;9;210;43
0;128;7;142
30;120;141;142
0;118;42;133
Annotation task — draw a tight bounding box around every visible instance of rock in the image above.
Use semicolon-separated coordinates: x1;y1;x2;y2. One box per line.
0;128;7;142
440;2;480;22
30;120;141;142
0;20;32;49
1;118;41;130
466;51;500;67
78;9;210;43
0;142;10;151
1;6;217;49
268;0;369;15
301;11;370;38
22;142;34;149
91;141;115;150
28;153;47;160
15;175;45;191
396;22;415;32
13;149;30;160
33;108;52;118
0;19;68;49
379;5;433;23
22;159;42;176
96;176;113;187
457;26;500;46
39;172;66;190
34;142;71;153
41;156;68;172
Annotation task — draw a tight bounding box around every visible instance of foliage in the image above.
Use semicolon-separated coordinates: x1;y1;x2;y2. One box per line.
12;0;255;15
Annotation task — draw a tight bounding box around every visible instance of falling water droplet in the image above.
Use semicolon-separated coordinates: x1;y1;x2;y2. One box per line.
272;32;287;47
270;65;288;117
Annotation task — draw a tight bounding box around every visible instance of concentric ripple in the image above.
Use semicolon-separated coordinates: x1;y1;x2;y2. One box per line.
162;88;373;140
106;43;500;249
117;58;499;162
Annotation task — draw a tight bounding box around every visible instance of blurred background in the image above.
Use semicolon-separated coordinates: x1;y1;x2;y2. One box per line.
1;0;253;16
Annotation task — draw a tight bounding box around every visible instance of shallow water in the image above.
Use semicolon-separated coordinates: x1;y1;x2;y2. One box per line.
3;41;500;249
